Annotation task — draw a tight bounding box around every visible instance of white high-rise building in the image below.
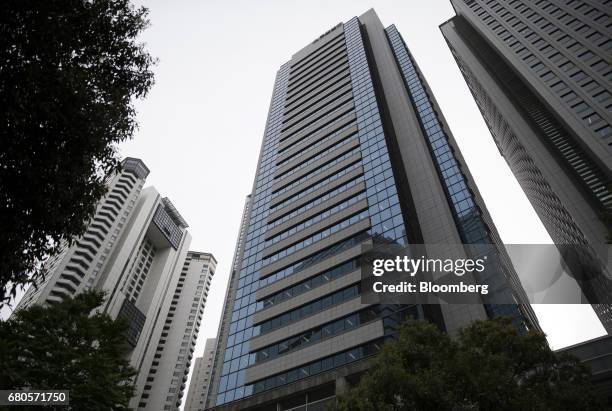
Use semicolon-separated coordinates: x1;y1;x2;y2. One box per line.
185;338;218;411
15;157;152;308
136;252;216;411
14;158;217;411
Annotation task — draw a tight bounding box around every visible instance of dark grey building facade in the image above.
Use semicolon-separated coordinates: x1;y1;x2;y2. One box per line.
558;335;612;404
440;0;612;331
206;9;539;410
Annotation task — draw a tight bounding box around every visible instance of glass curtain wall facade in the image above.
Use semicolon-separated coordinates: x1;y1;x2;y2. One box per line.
207;9;539;410
385;24;535;323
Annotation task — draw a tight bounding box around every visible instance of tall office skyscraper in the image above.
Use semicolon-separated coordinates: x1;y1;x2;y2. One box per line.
440;0;612;330
204;195;251;408
14;158;217;411
185;338;218;411
206;9;539;410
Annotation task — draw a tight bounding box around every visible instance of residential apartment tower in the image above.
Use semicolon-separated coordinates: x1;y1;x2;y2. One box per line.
185;338;218;411
14;158;217;411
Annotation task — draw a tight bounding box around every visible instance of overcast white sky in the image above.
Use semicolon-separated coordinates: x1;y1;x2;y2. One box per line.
2;0;606;395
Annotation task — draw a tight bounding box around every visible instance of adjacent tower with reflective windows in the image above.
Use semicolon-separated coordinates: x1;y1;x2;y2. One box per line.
440;0;612;331
207;9;539;410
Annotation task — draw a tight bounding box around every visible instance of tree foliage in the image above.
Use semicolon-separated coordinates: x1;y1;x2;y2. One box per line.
0;0;155;306
0;291;136;410
336;318;605;411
